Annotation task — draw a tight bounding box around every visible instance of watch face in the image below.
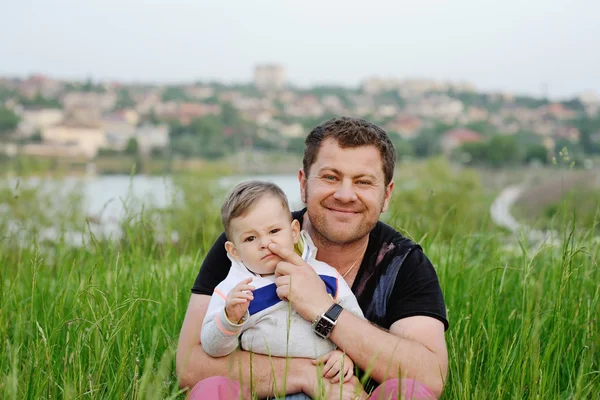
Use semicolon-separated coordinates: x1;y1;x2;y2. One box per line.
315;318;333;337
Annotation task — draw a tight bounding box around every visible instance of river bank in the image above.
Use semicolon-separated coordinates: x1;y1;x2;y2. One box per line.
0;151;304;178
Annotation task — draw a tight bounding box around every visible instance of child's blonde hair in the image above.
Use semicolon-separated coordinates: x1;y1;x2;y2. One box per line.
221;180;291;239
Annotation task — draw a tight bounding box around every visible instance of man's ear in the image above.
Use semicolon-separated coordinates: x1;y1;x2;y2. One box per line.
291;219;301;243
298;168;307;204
225;241;241;261
382;180;394;213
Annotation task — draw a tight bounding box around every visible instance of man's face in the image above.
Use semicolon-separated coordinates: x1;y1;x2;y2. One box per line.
299;138;394;245
225;195;300;275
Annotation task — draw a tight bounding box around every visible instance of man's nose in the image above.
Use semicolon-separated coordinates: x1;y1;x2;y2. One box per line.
333;179;357;202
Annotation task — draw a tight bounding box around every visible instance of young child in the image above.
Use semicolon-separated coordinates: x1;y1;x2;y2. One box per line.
201;180;365;385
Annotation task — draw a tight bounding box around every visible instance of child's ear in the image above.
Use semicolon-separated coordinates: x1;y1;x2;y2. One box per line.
225;241;241;261
291;219;301;243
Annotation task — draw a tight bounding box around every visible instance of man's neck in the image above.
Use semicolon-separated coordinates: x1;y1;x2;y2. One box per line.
302;212;369;271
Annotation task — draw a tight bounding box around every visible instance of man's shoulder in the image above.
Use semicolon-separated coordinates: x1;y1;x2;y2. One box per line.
372;219;421;253
364;219;426;273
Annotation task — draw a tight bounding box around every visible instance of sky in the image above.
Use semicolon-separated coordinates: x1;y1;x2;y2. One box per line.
1;0;599;99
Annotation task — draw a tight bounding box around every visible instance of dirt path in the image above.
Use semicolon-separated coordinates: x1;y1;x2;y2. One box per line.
490;183;559;246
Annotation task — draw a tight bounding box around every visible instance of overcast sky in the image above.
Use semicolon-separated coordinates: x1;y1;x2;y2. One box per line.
1;0;598;99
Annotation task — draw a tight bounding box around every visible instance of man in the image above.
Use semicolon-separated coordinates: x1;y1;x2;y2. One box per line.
177;117;449;399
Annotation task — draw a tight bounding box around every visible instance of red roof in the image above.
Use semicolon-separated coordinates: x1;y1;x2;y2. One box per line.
443;128;483;142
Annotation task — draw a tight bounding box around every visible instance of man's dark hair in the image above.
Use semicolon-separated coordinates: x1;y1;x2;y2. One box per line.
303;116;396;185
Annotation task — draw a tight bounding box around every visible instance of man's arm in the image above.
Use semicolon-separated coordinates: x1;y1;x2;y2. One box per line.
269;242;448;397
176;293;311;398
330;312;448;398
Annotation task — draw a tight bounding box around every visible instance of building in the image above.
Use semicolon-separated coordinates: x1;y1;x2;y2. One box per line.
135;124;169;155
17;108;64;137
254;64;286;92
41;119;106;158
102;113;137;151
62;91;117;113
385;115;423;139
440;128;484;155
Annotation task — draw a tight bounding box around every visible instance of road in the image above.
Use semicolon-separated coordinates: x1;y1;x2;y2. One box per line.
490;183;559;246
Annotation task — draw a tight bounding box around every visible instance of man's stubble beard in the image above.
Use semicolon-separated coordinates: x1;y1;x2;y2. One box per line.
304;182;385;247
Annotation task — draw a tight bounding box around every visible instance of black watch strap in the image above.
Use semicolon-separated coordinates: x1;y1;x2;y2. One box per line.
324;303;343;322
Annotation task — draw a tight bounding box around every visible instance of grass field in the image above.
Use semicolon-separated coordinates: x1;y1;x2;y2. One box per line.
1;159;599;399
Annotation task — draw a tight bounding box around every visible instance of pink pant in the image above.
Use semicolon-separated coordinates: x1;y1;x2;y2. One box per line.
187;376;437;399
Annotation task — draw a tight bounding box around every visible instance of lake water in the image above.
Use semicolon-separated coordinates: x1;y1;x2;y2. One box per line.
5;173;300;226
3;174;303;246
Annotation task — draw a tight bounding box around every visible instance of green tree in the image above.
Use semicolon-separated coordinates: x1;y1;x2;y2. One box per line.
459;141;489;164
573;116;600;154
375;90;405;109
19;93;61;108
389;134;414;161
286;137;306;154
221;102;241;126
411;131;441;158
171;134;202;157
161;87;189;102
465;121;496;136
513;95;549;109
0;107;20;135
524;144;549;164
115;88;135;109
125;137;139;155
486;135;521;167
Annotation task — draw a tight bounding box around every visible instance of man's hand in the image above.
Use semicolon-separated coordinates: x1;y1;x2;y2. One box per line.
312;349;354;383
269;242;334;321
225;277;255;323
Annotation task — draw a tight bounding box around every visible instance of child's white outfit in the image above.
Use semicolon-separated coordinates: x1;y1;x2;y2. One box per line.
201;231;364;358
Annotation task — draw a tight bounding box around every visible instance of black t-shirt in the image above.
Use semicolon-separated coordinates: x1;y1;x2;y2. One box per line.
192;209;448;331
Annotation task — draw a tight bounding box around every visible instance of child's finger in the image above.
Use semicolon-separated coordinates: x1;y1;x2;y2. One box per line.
234;277;255;289
233;285;255;293
323;359;340;379
313;352;331;366
343;366;354;382
232;291;254;300
227;298;249;306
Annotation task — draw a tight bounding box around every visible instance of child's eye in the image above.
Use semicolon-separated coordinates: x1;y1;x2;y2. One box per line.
244;236;256;242
270;228;281;234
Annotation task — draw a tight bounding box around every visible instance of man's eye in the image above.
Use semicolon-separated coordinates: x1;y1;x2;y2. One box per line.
323;175;337;181
357;180;372;185
244;236;256;242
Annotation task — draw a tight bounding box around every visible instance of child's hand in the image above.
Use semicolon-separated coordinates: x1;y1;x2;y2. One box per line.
225;277;255;323
312;349;354;383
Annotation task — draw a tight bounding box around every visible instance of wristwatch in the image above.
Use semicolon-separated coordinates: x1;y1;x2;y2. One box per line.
312;303;343;339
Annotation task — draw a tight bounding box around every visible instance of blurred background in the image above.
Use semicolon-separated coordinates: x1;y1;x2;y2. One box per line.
1;0;599;243
2;2;600;398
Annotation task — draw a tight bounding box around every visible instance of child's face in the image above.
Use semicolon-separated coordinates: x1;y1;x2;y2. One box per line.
225;195;300;276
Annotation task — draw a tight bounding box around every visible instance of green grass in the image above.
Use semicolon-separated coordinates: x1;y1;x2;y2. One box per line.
1;161;599;399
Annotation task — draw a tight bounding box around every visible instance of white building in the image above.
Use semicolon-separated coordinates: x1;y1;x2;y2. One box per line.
135;124;169;155
17;108;64;137
254;64;286;92
41;120;106;158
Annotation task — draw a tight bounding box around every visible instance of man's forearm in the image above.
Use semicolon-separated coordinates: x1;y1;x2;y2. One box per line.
329;312;447;396
177;344;308;398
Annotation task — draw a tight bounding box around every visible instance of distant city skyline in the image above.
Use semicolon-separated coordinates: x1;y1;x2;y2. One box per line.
1;0;599;99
